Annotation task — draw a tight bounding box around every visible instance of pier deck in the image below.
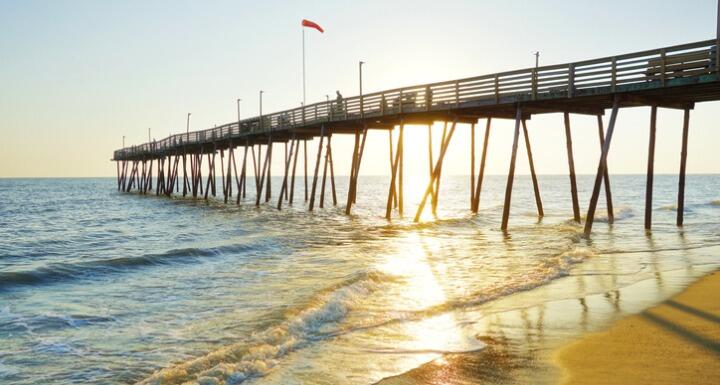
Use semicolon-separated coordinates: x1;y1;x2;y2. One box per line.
112;39;720;235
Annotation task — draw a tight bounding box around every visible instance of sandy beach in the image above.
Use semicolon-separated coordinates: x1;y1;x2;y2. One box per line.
555;271;720;385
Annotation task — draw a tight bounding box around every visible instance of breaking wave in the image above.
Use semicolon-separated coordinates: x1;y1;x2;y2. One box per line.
136;270;393;385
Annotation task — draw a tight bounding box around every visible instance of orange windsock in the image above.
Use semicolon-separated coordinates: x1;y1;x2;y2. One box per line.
301;19;324;33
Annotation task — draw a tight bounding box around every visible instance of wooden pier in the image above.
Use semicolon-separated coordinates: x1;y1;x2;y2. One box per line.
113;39;720;235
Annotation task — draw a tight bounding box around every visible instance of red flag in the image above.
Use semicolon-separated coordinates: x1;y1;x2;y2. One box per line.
301;19;324;33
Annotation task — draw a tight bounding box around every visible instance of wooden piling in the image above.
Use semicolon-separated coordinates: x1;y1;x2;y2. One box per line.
470;123;476;210
256;139;271;207
304;140;308;202
522;119;544;217
388;128;398;208
182;153;188;197
290;138;300;204
414;119;458;222
584;97;620;236
353;127;368;205
241;141;249;199
320;134;330;208
597;115;614;223
283;142;289;201
677;108;690;226
346;128;361;215
265;142;272;202
564;112;580;222
309;127;325;211
277;138;295;210
328;136;337;206
432;122;448;214
427;124;435;206
345;126;367;215
251;144;259;195
220;149;227;202
398;124;404;215
386;128;403;220
472;118;492;213
501;106;523;231
645;106;658;230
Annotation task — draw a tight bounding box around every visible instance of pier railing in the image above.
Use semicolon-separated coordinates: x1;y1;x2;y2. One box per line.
115;39;716;160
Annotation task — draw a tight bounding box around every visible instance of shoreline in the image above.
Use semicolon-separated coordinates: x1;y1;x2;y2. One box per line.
376;261;720;385
554;271;720;385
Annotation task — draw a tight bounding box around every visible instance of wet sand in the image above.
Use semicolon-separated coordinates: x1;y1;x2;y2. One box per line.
555;271;720;385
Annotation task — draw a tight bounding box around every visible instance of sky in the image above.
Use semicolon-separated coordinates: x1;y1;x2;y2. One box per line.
0;0;718;178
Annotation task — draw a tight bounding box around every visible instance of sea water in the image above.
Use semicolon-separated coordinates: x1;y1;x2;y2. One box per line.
0;175;718;384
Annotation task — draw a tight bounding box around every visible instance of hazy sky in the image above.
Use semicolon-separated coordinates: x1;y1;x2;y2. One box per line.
1;0;718;178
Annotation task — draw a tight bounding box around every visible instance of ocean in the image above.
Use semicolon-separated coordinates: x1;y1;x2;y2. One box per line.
0;174;718;384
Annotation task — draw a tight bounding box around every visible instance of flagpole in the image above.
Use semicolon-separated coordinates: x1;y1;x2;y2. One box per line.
302;27;306;105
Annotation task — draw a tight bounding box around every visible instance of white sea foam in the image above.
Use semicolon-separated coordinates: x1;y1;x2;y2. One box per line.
136;271;390;385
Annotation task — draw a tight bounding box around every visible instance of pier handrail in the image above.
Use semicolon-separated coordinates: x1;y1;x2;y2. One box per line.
114;39;716;160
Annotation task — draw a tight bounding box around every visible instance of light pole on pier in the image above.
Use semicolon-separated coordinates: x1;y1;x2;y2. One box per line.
122;135;125;148
186;113;191;135
533;51;540;69
148;128;151;142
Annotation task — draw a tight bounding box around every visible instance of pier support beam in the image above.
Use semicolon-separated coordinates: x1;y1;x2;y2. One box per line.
304;140;308;202
265;142;273;203
290;138;300;204
389;128;398;208
320;134;331;208
182;152;188;197
432;122;448;214
347;128;361;214
398;124;404;215
277;137;296;210
645;106;658;230
470;123;475;210
427;124;434;209
584;97;620;236
597;115;614;223
677;108;691;226
501;106;523;231
251;144;259;197
256;139;271;207
328;138;337;206
309;127;325;211
564;112;580;222
523;119;544;218
414;118;457;222
472;118;492;213
386;124;405;219
241;141;249;199
346;126;367;215
238;146;245;203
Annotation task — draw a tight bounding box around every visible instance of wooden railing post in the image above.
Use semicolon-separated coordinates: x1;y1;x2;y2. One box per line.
568;64;575;98
532;68;538;100
611;57;617;93
455;81;460;107
660;49;667;87
494;74;499;103
425;86;431;111
399;89;404;114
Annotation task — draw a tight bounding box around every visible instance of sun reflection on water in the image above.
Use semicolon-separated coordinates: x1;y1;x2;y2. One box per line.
374;232;484;374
